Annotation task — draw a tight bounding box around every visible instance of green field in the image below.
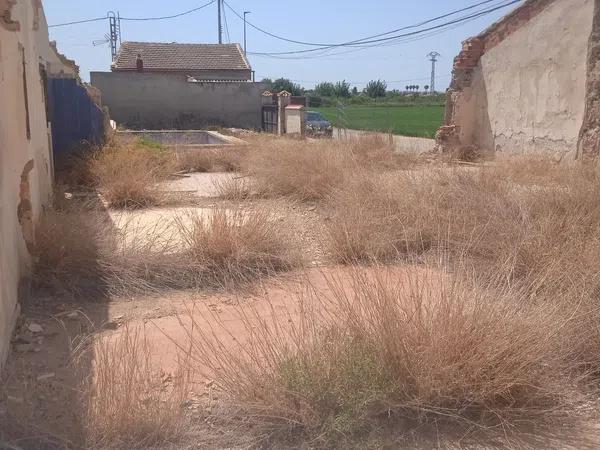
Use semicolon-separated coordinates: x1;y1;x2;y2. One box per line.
314;105;444;138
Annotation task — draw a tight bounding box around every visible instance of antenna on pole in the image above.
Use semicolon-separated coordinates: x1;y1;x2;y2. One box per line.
93;12;121;61
217;0;223;44
427;51;440;94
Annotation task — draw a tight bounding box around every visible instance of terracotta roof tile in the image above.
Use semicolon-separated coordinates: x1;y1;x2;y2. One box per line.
113;42;250;72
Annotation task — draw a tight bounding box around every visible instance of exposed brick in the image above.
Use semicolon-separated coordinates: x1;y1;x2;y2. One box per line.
578;0;600;159
437;0;556;154
0;0;19;31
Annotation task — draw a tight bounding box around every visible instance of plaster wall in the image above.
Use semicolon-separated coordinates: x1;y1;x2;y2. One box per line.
473;0;594;156
0;0;57;366
285;108;305;135
91;71;265;129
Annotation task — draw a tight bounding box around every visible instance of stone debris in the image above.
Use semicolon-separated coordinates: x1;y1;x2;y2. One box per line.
14;343;33;353
37;372;56;381
28;323;43;333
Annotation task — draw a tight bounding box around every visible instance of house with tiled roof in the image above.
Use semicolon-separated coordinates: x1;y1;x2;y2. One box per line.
91;41;265;130
111;42;252;81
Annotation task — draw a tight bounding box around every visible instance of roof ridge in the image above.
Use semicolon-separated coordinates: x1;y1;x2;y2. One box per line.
121;41;240;46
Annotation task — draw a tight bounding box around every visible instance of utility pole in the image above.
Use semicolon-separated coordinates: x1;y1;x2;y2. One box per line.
427;51;440;94
217;0;223;44
243;11;251;55
107;11;120;61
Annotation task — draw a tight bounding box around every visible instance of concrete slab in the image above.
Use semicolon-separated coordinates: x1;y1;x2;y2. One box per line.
160;172;238;198
107;207;243;252
334;128;435;153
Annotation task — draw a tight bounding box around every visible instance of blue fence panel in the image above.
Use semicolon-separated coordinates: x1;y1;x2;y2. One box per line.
48;78;105;157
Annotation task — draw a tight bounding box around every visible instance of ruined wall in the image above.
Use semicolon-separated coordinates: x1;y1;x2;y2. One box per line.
578;0;600;159
91;71;265;129
0;0;57;365
439;0;594;158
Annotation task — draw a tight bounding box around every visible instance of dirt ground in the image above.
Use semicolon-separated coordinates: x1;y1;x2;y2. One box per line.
1;259;435;449
5;142;598;449
0;168;346;448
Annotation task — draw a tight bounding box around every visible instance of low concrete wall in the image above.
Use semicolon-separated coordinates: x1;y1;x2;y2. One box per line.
91;71;265;130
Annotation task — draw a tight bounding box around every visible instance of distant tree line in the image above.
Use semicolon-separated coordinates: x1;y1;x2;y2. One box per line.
260;77;442;106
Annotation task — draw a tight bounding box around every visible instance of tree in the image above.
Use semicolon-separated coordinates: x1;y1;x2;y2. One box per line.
415;85;420;92
405;85;410;92
314;81;336;97
424;85;429;92
333;80;351;98
365;79;387;98
352;86;359;96
261;77;303;96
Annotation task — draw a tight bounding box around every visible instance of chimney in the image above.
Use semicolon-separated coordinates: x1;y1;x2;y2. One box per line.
136;53;144;72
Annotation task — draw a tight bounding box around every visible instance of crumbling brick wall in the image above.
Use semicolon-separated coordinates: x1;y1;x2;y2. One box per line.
0;0;19;31
437;0;592;158
577;0;600;159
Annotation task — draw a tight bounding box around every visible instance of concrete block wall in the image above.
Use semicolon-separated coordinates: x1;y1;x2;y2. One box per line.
91;71;265;130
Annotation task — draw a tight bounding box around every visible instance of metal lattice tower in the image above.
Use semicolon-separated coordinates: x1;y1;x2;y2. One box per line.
107;11;121;61
427;51;440;94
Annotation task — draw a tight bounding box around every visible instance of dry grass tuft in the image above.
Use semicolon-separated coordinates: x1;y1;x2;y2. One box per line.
239;134;420;201
84;325;190;449
346;134;421;170
212;176;252;200
33;211;108;297
33;205;299;297
177;208;299;287
89;141;174;208
243;137;350;201
184;265;595;447
174;147;248;173
325;164;600;284
326;172;432;262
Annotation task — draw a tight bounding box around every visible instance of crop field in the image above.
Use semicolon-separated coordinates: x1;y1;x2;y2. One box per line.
315;104;444;138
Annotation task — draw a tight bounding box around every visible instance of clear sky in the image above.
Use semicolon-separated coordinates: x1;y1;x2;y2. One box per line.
44;0;523;89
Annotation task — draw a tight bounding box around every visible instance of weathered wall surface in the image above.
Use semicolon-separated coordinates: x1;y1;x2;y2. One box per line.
0;0;65;365
578;0;600;159
91;71;265;129
439;0;595;158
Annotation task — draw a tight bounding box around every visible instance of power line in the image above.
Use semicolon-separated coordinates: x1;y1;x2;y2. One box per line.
247;0;521;56
120;0;215;21
49;16;106;28
247;3;510;60
224;0;512;48
48;0;216;27
247;9;503;61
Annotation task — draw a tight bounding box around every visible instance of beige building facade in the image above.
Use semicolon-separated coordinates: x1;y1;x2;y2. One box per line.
438;0;600;159
0;0;75;365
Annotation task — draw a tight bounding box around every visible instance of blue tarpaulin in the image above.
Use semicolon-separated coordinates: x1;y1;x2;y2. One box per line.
48;78;106;157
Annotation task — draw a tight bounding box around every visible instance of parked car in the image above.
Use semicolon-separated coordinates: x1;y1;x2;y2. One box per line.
306;111;333;137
